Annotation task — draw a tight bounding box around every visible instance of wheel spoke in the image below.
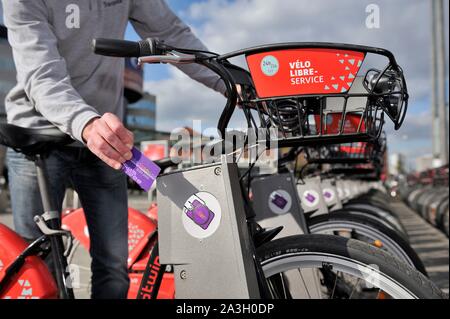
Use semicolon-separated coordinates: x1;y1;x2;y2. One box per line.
330;270;339;299
297;269;311;299
349;278;361;299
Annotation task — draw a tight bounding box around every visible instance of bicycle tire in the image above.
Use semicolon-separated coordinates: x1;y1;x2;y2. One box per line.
307;212;427;275
331;207;408;241
258;235;446;299
341;204;408;238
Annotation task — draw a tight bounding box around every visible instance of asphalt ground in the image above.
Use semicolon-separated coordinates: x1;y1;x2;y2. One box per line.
390;201;449;294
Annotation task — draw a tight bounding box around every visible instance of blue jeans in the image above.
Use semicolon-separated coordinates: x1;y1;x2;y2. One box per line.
7;147;130;299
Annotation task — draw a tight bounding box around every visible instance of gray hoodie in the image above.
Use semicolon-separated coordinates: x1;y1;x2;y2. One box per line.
2;0;225;143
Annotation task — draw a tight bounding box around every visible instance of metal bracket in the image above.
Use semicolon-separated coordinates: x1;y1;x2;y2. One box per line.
41;210;60;222
34;215;73;257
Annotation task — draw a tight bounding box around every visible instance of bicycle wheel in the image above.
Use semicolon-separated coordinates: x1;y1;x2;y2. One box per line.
307;212;427;275
339;205;408;239
258;235;446;299
443;208;449;237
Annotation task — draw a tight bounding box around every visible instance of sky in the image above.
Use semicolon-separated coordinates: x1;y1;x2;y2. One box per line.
1;1;449;169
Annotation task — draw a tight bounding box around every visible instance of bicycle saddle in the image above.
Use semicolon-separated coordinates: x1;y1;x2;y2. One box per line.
0;123;74;156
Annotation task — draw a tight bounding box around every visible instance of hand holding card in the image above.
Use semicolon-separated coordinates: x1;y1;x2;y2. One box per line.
122;147;161;192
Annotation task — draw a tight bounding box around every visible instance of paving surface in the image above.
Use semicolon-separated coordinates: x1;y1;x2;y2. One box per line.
390;201;449;294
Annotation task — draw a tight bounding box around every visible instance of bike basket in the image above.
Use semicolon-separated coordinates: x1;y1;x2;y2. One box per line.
219;43;408;148
329;165;384;181
305;132;387;165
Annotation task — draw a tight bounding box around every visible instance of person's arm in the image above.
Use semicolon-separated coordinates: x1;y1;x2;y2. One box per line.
3;0;133;169
2;0;99;143
129;0;226;95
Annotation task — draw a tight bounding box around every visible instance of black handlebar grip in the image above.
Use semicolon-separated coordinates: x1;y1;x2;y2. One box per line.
92;38;160;57
92;38;141;57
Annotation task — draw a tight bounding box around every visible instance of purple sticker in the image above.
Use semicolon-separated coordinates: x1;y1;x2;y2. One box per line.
121;147;161;192
271;194;288;210
305;193;316;203
324;192;332;199
185;200;215;230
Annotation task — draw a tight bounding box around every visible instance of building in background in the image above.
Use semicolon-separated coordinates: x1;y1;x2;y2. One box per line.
430;0;449;165
125;92;157;141
416;154;443;173
123;57;158;142
389;153;406;176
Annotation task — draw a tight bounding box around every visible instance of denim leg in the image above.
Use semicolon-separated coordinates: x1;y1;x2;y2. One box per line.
71;150;129;299
6;148;68;240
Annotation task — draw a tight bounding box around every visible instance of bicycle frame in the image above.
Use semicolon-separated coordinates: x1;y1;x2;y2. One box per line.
0;154;73;299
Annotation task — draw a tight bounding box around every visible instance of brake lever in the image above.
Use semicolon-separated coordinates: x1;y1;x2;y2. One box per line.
138;51;196;65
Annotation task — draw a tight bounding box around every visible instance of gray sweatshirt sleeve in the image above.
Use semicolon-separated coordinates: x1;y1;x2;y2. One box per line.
129;0;227;95
2;0;100;143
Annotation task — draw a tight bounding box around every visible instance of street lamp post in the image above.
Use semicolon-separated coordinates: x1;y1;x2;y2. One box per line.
431;0;449;165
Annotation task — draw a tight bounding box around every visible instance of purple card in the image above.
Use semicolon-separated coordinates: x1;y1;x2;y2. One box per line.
121;147;161;192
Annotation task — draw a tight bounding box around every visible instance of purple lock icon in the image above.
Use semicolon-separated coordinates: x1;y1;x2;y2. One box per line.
271;193;288;210
185;199;215;230
305;193;316;204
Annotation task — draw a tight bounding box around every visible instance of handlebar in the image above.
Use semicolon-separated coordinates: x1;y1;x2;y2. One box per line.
92;38;406;146
92;38;163;57
92;37;239;147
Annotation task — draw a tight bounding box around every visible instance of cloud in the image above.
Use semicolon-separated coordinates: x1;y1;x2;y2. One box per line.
145;68;228;132
386;111;432;145
146;0;448;165
187;0;446;102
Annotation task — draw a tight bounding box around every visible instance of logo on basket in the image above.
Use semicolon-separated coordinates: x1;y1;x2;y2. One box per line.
268;190;292;215
183;192;222;239
261;55;279;76
302;190;320;208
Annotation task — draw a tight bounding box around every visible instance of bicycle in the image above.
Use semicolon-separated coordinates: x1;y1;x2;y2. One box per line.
401;166;449;237
0;38;445;299
303;130;408;237
248;134;427;275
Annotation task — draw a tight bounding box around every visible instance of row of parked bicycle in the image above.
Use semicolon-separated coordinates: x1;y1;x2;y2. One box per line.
400;166;449;237
0;40;447;299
